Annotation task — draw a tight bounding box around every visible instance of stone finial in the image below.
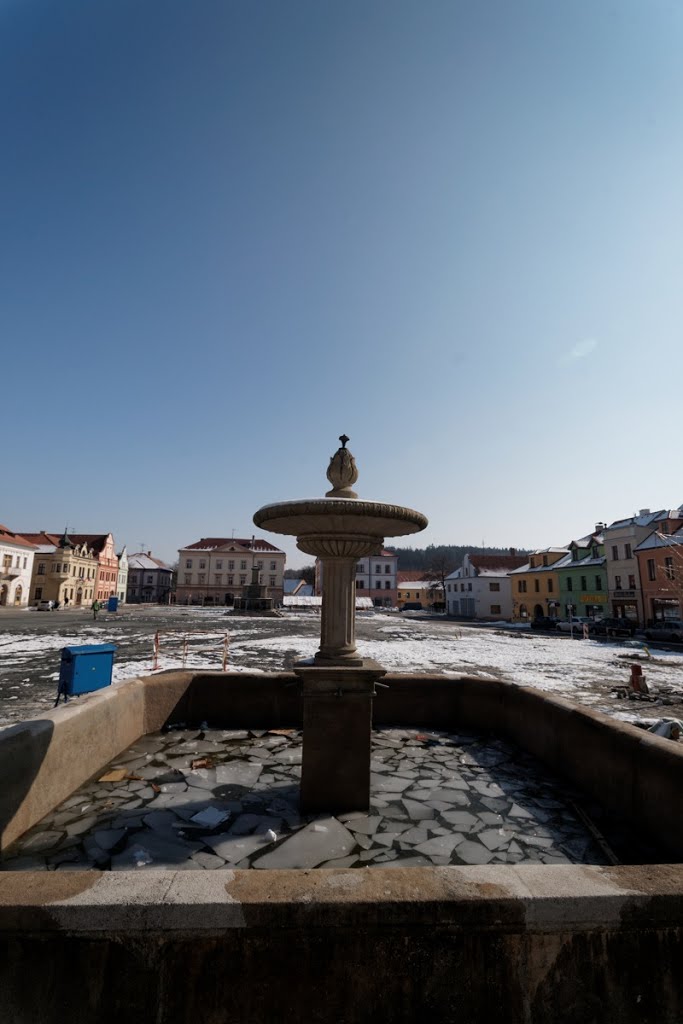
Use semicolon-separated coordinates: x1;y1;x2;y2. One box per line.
325;435;359;498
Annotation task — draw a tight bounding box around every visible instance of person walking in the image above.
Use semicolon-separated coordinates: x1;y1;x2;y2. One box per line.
92;599;101;621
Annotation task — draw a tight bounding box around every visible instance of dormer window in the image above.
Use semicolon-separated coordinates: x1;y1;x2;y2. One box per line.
542;555;548;567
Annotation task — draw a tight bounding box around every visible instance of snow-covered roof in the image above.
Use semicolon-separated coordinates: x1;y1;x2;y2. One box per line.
129;553;171;571
634;527;683;553
397;580;434;591
607;508;683;530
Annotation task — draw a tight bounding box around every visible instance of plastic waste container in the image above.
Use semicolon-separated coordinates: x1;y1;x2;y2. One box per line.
107;596;118;613
58;644;116;698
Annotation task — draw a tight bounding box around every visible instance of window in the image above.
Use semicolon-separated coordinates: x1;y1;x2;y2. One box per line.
240;561;247;570
198;574;205;584
580;576;587;591
229;560;235;571
257;561;263;570
385;580;391;589
199;560;206;570
615;575;622;590
648;559;656;581
447;584;451;592
628;575;636;589
460;583;465;591
23;557;27;569
357;579;365;589
468;582;472;591
566;577;573;591
490;605;501;615
665;557;675;580
625;544;632;560
595;576;602;590
216;560;223;570
37;562;45;575
146;575;153;584
214;575;222;585
534;579;540;593
228;575;234;585
385;565;390;573
547;579;554;593
185;559;192;568
269;576;276;586
34;587;42;600
591;547;599;559
489;582;500;592
518;580;527;593
375;565;381;574
612;546;618;561
270;561;277;571
239;575;246;585
529;558;535;568
542;555;548;567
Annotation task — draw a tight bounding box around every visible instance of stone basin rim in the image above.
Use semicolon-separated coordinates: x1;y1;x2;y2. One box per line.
253;497;429;537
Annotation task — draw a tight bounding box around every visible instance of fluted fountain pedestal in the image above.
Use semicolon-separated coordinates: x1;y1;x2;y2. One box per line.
253;436;427;812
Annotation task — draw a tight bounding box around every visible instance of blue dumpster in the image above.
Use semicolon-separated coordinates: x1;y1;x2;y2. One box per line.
107;596;119;613
58;644;116;699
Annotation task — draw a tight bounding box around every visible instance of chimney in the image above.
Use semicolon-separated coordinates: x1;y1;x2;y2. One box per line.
147;551;151;557
595;523;606;533
509;547;516;556
639;509;650;516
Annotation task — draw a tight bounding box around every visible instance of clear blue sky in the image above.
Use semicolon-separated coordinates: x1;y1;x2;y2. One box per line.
2;0;682;567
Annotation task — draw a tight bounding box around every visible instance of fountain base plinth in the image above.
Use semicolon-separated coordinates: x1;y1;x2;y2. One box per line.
294;659;386;813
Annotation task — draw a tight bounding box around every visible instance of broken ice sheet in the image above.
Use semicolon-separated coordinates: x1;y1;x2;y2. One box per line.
191;807;230;828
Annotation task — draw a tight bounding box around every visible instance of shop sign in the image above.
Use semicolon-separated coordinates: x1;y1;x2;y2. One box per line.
580;594;607;604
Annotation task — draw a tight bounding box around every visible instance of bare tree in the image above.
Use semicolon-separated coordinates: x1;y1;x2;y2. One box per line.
424;554;455;612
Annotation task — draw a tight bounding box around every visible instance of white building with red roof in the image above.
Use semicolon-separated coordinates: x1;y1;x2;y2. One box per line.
446;551;528;620
0;524;37;607
176;536;286;607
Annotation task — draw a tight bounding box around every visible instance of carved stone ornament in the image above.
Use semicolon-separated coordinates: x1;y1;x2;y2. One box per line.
325;434;359;498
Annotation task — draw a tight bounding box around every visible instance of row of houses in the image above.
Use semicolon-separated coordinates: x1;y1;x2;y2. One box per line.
0;523;172;608
442;507;683;626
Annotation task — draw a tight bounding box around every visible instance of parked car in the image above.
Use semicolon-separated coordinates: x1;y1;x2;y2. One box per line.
36;600;53;611
590;617;637;638
644;620;683;643
556;616;592;633
530;616;558;630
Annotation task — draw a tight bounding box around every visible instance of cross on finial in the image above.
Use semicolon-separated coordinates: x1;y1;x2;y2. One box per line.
339;434;349;448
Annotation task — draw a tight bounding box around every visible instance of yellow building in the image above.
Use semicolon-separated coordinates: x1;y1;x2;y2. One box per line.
509;548;568;622
396;580;437;610
19;531;99;608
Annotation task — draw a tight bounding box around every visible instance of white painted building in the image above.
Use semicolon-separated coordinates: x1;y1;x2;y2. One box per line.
117;546;128;604
0;524;37;607
445;552;528;620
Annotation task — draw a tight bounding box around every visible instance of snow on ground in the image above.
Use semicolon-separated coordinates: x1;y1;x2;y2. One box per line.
1;608;681;727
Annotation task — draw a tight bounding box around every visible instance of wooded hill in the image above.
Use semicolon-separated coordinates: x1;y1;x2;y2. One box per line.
385;544;528;572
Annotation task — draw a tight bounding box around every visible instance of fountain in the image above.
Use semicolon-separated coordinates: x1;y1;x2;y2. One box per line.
253;435;427;812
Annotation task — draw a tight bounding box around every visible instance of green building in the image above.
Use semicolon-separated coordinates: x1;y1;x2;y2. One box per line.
556;531;608;620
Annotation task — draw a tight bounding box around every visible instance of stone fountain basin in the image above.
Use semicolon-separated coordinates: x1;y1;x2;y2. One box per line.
253;497;428;541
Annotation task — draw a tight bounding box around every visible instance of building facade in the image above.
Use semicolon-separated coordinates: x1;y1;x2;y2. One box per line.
509;548;569;621
127;552;173;604
176;537;285;606
66;534;119;603
445;553;527;619
555;530;608;621
604;509;683;624
0;524;37;607
635;526;683;623
117;546;128;604
19;531;99;607
396;581;438;611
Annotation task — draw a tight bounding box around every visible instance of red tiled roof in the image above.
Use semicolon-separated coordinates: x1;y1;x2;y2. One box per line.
397;570;427;583
67;534;110;553
469;554;528;571
0;525;38;549
183;537;283;553
16;532;62;547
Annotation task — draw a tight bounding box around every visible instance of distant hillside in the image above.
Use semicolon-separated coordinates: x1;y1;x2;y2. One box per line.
385;544;528;572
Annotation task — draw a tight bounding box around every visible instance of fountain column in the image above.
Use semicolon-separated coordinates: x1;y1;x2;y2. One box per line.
253;435;427;814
